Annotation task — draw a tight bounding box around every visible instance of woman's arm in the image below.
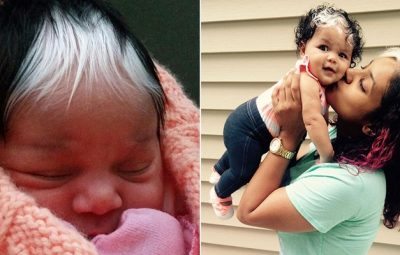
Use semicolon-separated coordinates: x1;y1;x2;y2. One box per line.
237;70;314;232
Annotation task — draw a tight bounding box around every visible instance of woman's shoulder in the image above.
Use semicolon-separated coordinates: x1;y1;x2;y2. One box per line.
292;163;386;203
298;163;385;183
286;163;386;233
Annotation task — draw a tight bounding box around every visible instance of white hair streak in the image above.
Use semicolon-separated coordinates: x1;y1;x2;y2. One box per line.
313;8;342;27
311;6;354;47
6;5;160;118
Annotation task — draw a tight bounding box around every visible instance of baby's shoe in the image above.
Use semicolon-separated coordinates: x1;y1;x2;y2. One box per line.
209;168;221;184
209;187;233;219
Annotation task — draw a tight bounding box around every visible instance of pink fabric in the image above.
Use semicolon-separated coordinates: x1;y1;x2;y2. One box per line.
297;55;319;81
297;56;328;114
92;209;185;255
0;65;200;255
157;64;200;227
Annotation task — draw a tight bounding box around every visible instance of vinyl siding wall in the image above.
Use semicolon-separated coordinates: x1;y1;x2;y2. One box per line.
201;1;400;254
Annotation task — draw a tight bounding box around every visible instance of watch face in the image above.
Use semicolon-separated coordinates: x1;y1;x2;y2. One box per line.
270;138;281;152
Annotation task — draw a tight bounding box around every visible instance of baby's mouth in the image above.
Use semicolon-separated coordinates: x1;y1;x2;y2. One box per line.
323;66;335;73
80;216;121;240
87;229;113;240
87;234;97;240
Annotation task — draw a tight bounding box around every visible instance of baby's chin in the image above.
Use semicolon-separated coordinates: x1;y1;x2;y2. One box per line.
319;77;340;87
317;71;341;85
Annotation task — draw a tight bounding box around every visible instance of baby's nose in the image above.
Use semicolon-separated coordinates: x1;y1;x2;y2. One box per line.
72;177;123;215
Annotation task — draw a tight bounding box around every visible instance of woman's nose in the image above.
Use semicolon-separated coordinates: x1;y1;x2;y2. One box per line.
72;176;123;215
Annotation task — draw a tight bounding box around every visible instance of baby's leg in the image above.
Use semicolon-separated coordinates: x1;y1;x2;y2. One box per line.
214;98;272;198
209;151;229;184
215;136;264;198
214;151;229;174
210;98;272;219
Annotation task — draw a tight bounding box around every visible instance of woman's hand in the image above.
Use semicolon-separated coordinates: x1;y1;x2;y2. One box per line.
272;69;306;150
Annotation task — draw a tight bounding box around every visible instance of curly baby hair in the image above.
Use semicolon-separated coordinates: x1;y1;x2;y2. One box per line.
295;4;364;68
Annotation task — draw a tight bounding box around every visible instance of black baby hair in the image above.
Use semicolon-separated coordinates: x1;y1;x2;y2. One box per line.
294;4;364;67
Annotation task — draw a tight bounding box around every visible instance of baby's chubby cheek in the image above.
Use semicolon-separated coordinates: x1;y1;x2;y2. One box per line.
162;173;177;215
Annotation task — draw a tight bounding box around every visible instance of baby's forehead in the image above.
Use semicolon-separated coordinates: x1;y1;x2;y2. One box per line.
314;26;354;50
11;82;156;123
6;89;159;149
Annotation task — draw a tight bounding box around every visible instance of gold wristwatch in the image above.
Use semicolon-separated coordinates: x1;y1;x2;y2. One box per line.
269;138;295;160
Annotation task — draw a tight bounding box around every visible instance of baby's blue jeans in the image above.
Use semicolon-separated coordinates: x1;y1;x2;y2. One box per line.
214;97;273;198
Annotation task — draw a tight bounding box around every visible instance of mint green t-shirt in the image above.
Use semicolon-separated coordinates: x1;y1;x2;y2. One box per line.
278;138;386;255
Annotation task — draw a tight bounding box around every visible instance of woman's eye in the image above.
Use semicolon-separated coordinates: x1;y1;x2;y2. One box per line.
359;79;366;92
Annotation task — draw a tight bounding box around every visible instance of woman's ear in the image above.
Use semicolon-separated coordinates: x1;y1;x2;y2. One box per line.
362;124;376;137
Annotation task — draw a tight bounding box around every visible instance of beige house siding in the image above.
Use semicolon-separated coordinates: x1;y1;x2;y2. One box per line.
201;0;400;254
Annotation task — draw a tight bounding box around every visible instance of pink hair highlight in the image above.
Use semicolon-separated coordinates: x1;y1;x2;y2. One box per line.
366;129;394;168
338;128;395;170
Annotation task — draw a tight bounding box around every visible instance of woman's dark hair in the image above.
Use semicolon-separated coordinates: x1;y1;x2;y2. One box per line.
367;74;400;228
294;4;364;67
0;0;166;137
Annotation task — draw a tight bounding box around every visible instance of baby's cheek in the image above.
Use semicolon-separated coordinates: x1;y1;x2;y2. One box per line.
122;173;164;210
162;174;176;215
25;188;72;219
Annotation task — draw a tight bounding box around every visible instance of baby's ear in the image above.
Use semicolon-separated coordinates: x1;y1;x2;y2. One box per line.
299;42;306;57
362;124;376;137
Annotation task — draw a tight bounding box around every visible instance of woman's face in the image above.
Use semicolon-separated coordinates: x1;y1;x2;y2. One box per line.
0;87;165;238
326;57;398;124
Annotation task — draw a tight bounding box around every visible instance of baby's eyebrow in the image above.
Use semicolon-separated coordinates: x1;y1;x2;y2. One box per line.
318;38;330;44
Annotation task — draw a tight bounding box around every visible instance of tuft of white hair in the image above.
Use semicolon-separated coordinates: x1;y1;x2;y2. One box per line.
312;7;354;47
6;5;162;118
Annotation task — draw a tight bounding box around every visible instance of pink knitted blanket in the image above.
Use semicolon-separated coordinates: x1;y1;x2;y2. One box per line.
0;65;199;255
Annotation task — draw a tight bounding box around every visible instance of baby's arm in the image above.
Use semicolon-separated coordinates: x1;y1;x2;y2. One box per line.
300;74;334;163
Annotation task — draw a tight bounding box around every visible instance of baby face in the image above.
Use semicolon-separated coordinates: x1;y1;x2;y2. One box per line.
0;87;164;238
301;26;353;86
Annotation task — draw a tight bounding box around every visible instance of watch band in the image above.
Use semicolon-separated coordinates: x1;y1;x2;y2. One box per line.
269;138;295;160
279;149;295;160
